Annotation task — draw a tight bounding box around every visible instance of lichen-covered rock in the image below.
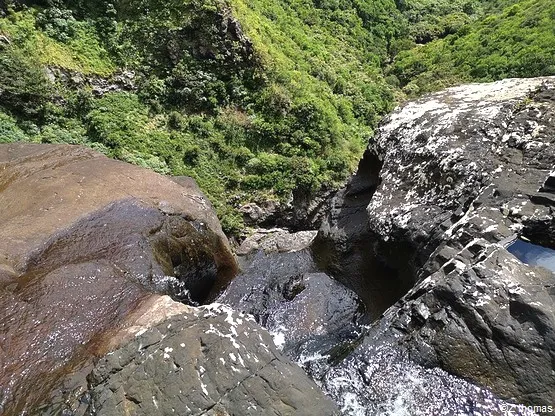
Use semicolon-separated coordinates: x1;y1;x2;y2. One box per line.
0;144;237;414
62;302;338;416
398;241;555;404
366;77;555;262
318;240;555;414
314;77;555;407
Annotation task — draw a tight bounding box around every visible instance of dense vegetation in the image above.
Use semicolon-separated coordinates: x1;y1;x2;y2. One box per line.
392;0;555;94
0;0;553;235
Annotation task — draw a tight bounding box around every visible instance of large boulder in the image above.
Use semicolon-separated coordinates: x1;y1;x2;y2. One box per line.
314;77;555;407
0;144;238;414
219;249;364;370
44;298;338;415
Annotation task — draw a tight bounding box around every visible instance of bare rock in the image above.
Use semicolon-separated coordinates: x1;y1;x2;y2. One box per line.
236;228;317;256
59;302;339;416
314;77;555;407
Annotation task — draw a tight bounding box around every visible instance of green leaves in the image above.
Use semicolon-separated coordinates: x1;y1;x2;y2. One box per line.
0;45;52;117
2;0;554;235
36;7;77;42
0;112;29;143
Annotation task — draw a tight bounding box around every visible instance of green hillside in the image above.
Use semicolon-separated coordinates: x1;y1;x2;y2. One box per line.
392;0;555;94
0;0;553;234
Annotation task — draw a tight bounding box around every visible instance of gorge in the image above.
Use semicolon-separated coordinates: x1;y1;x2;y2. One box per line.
1;0;555;414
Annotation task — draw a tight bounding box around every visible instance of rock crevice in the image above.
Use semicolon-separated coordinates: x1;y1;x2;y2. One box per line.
313;77;555;408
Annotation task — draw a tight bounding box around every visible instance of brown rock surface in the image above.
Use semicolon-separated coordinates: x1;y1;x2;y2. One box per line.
0;143;238;415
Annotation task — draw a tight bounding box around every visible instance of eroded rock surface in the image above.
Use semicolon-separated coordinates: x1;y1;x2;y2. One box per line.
236;228;318;256
50;301;338;416
315;77;555;408
0;144;238;414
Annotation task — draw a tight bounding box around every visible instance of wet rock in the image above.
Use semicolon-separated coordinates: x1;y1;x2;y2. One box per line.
332;240;555;411
219;250;364;380
0;144;237;414
278;187;337;231
315;77;555;407
219;249;319;320
221;251;537;416
54;301;338;416
320;337;538;416
312;150;404;320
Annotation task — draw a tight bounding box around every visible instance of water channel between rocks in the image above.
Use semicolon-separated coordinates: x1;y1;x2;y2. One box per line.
507;239;555;274
220;248;541;416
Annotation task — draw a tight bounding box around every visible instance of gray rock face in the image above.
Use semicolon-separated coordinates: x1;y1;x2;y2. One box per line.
315;77;555;407
239;187;335;231
398;241;554;405
219;250;363;368
45;67;137;96
372;78;554;262
69;303;338;416
0;145;340;416
220;251;540;416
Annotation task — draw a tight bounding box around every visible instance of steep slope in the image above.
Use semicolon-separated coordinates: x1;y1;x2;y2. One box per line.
0;0;554;235
392;0;555;94
0;0;403;233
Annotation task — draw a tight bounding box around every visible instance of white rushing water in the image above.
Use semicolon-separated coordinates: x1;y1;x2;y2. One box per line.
297;339;540;416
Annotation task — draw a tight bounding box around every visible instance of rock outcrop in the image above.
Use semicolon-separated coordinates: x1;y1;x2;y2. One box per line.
45;67;137;97
46;299;338;415
219;249;364;368
239;187;335;231
0;144;239;414
0;144;337;416
235;228;318;256
222;229;534;415
314;77;555;408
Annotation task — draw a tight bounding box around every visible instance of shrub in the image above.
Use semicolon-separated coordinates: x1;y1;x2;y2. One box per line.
0;45;52;117
36;7;77;42
0;112;29;143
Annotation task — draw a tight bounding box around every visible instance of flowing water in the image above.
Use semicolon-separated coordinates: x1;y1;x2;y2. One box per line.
222;249;539;416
